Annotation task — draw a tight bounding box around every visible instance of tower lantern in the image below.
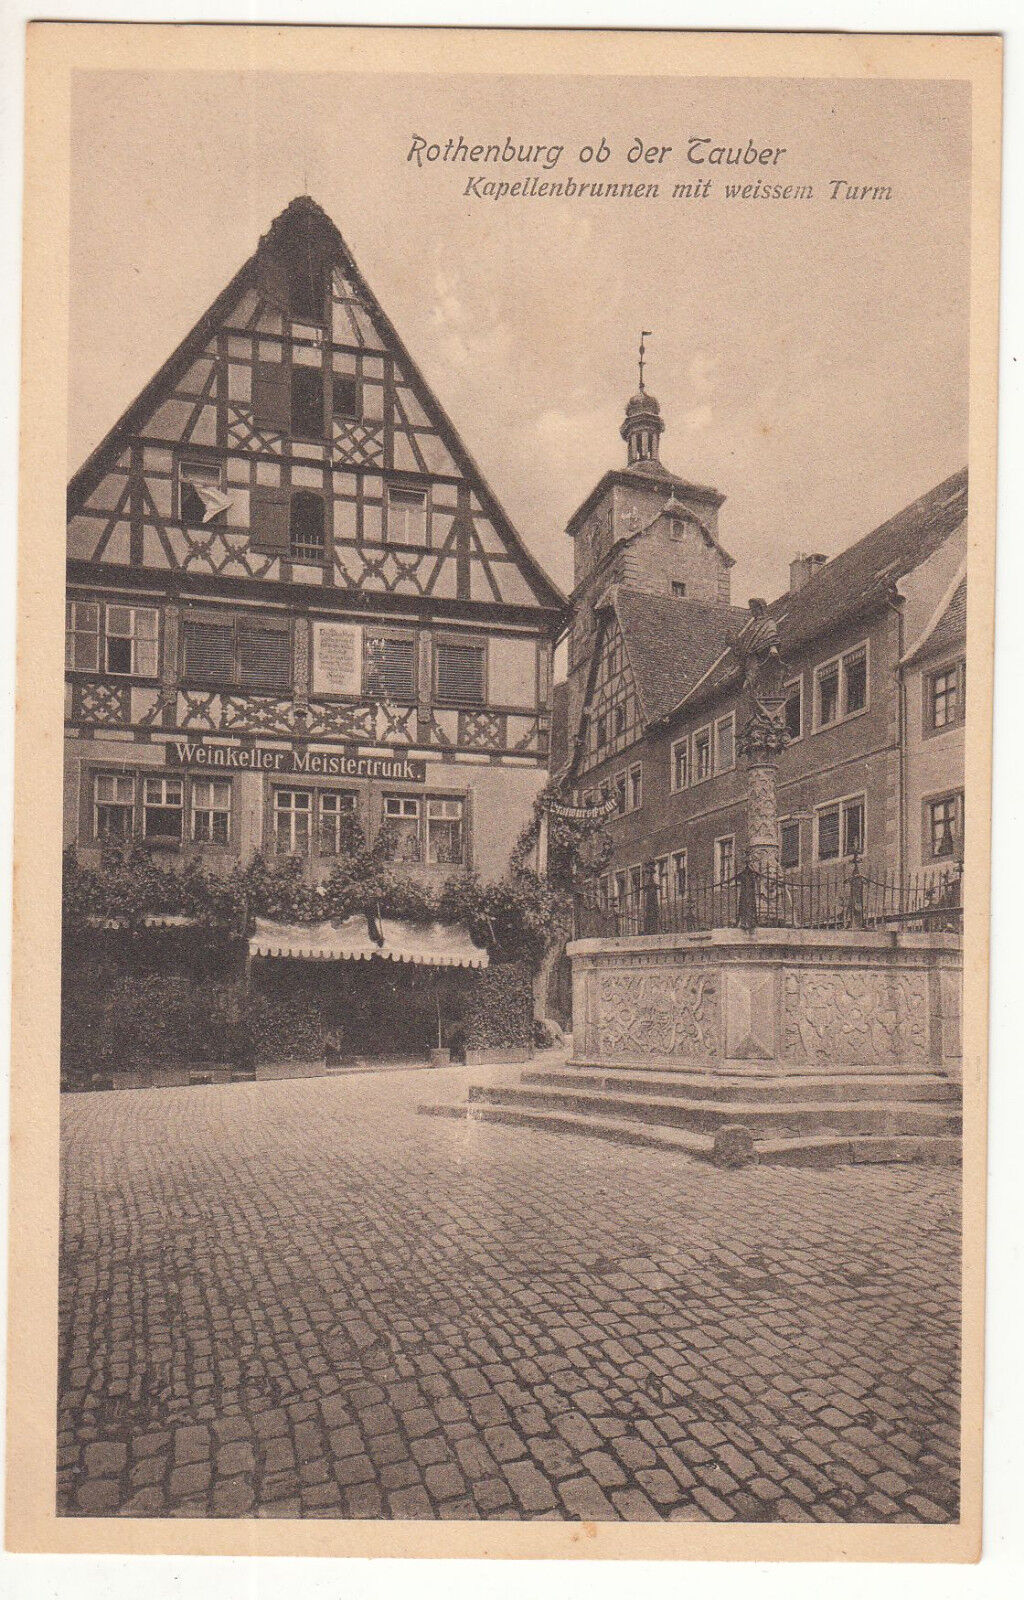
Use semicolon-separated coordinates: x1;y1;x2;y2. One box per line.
620;333;665;470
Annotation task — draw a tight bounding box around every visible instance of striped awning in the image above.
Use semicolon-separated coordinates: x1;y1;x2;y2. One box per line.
249;915;488;968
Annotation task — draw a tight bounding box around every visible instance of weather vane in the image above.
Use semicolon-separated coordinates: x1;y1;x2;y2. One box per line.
638;330;652;391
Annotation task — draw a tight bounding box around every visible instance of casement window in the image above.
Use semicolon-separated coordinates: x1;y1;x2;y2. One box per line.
273;789;312;856
192;779;232;846
653;856;669;899
714;835;735;885
715;714;735;773
628;865;643;900
815;642;869;730
816;795;865;863
784;679;803;741
290;366;324;440
694;726;712;783
333;374;360;421
927;660;965;732
386;485;427;546
318;791;357;856
927;792;963;861
363;635;417;702
780;819;801;870
671;580;687;597
426;798;465;866
93;773;135;841
672;849;688;900
179;458;228;527
629;763;643;812
435;641;485;705
181;615;291;693
252;361;292;434
670;736;689;792
289;490;326;562
382;795;422;862
143;776;184;843
614;772;627;817
66;600;159;677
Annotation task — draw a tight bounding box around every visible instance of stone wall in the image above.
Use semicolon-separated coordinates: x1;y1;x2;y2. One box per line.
567;927;962;1078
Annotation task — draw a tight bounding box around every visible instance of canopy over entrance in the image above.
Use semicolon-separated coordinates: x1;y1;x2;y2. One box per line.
249;915;489;969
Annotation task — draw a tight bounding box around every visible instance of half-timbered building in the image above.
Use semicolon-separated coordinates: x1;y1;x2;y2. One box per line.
65;197;564;882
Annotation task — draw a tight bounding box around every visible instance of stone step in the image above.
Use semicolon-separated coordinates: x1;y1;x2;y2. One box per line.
452;1104;960;1168
523;1067;960;1105
467;1083;961;1138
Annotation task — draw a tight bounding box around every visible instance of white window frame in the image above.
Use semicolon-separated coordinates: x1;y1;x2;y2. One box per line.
425;796;466;866
92;772;136;842
318;790;357;857
273;788;314;857
191;778;232;846
178;456;228;526
670;735;690;793
652;855;669;900
714;834;736;885
779;816;801;871
672;848;688;901
693;724;713;784
67;600;159;678
628;762;643;812
142;775;184;844
813;640;869;732
613;771;627;817
783;676;804;742
814;792;867;864
386;483;428;546
383;794;422;862
715;712;736;774
66;599;101;672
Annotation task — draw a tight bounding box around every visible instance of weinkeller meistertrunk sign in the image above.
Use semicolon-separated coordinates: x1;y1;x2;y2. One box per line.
167;739;426;782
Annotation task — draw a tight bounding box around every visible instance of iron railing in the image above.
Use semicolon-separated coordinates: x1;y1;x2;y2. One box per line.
573;856;963;939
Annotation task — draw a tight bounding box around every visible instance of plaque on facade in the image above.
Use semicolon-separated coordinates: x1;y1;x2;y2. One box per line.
311;620;362;697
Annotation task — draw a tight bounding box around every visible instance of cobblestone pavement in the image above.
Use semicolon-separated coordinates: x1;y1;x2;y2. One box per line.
58;1064;961;1522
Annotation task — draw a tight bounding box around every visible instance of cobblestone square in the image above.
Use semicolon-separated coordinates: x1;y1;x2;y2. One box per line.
58;1065;961;1522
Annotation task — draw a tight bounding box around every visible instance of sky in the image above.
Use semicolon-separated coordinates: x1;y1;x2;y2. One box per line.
69;69;970;608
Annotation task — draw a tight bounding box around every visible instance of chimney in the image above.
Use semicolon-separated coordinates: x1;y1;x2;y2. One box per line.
789;552;827;593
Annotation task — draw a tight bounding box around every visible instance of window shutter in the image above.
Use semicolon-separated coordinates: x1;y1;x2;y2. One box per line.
252;362;292;433
182;621;234;683
238;623;292;693
250;485;292;554
436;643;485;704
364;636;416;700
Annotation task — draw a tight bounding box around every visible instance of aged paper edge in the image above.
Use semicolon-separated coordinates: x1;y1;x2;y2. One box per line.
6;22;1002;1562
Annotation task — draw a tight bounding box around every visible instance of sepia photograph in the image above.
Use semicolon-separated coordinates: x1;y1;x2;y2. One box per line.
6;23;1001;1563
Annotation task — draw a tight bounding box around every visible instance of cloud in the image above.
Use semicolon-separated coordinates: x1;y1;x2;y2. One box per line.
683;404;713;432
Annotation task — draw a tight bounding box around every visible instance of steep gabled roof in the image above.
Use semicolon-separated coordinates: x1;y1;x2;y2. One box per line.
68;195;566;615
903;573;967;668
613;588;748;725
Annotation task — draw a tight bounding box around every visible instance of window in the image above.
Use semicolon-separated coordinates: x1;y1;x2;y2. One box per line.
653;856;669;899
387;485;427;545
927;660;965;732
181;616;291;693
628;865;643;900
192;779;231;845
382;796;421;862
715;836;735;884
817;661;840;728
844;647;867;715
290;366;324;439
598;875;610;911
784;679;802;741
816;795;866;862
629;764;642;811
143;776;184;843
426;798;465;865
318;791;357;856
815;643;869;730
614;871;627;907
780;819;801;870
672;849;688;900
332;374;359;421
93;774;134;841
694;726;712;782
252;361;292;433
274;789;313;856
435;641;485;705
289;490;325;562
614;773;627;817
927;792;963;860
179;459;227;527
614;704;626;738
67;601;159;677
364;635;417;701
671;581;687;598
671;737;689;792
595;711;607;750
715;715;735;773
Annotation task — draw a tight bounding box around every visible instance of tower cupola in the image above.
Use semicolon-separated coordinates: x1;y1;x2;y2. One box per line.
620;387;665;469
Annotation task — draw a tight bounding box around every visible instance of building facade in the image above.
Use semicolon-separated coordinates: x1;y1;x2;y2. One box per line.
552;386;967;909
65;198;564;884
